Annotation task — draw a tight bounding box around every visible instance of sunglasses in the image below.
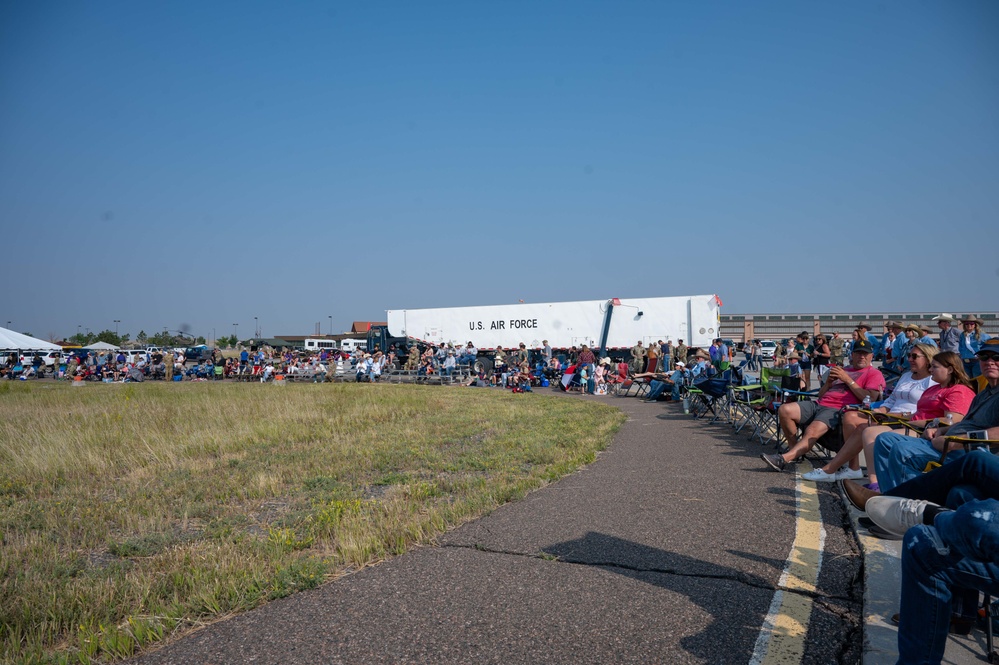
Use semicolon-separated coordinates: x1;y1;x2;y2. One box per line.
979;354;999;364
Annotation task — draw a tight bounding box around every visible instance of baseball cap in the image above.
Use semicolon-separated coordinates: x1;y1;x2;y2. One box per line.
852;339;874;354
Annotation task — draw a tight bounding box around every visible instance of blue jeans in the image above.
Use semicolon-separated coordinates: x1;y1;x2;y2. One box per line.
887;450;999;508
646;380;668;400
872;432;966;493
458;354;476;365
897;500;999;664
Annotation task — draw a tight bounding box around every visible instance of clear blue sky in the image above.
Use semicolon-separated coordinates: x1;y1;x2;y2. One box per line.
2;0;997;342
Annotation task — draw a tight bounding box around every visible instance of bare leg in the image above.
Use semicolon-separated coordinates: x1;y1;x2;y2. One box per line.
778;402;802;451
782;420;830;463
818;419;872;474
838;411;868;471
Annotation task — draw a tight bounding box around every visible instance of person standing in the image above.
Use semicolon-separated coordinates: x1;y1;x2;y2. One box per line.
646;341;659;373
542;340;552;365
630;341;646;374
829;332;845;366
675;341;687;367
794;332;813;389
935;314;960;354
958;316;990;378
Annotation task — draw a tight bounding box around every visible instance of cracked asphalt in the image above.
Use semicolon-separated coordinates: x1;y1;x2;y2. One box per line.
132;394;863;665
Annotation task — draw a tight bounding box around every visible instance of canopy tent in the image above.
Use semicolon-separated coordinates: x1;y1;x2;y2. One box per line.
0;326;62;351
83;341;120;351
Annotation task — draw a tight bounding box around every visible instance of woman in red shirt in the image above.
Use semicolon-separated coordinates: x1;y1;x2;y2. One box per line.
856;351;973;491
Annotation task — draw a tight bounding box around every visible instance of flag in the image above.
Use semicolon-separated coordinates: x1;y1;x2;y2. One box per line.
714;295;723;307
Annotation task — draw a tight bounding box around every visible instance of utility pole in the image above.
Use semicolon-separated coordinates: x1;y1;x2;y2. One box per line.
329;315;333;336
254;316;259;338
114;320;120;336
233;323;238;341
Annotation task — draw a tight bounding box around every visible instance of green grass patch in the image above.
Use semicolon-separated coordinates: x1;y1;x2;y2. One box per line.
0;382;624;663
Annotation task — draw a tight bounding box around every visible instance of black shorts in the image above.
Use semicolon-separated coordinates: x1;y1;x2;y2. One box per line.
796;400;841;430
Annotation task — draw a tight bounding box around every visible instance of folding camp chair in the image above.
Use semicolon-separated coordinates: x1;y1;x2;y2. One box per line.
687;370;731;422
746;367;792;447
731;365;776;433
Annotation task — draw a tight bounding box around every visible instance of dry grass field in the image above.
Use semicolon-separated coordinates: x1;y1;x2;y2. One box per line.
0;381;625;664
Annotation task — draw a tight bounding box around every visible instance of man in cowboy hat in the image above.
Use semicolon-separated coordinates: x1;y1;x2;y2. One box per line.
690;348;712;379
935;313;960;354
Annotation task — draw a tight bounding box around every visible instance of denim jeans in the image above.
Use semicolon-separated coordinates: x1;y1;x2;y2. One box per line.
646;380;667;400
897;500;999;664
887;450;999;507
872;432;966;493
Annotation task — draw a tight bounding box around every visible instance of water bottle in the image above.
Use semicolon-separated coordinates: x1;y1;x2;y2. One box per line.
683;396;690;414
862;395;871;410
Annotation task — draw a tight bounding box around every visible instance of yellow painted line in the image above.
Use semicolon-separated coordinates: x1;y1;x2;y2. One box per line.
750;459;826;665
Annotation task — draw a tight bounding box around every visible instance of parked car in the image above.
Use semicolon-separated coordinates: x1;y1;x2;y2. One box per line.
182;345;214;364
759;340;777;360
19;351;63;367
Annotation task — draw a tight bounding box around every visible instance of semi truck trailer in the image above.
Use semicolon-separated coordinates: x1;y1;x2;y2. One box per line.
368;295;721;370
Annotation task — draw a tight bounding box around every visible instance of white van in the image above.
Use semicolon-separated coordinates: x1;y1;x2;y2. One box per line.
339;339;366;353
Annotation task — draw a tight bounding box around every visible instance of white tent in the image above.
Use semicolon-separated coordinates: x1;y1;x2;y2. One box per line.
83;341;119;351
0;326;63;351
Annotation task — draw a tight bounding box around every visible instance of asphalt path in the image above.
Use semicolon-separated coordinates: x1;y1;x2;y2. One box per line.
132;392;863;665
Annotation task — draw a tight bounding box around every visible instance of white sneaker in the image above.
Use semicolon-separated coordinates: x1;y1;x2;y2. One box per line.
837;467;864;481
866;496;941;537
801;468;840;482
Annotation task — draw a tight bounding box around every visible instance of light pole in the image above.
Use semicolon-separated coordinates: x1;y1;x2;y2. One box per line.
77;325;81;339
113;320;120;336
254;316;259;338
212;328;215;348
233;323;238;342
329;315;333;336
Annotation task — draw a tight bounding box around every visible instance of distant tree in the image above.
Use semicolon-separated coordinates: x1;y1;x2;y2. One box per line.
195;336;206;345
120;333;131;343
136;330;148;344
95;329;121;346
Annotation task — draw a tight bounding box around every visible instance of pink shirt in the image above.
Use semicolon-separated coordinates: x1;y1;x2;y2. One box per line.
912;383;976;421
817;365;887;410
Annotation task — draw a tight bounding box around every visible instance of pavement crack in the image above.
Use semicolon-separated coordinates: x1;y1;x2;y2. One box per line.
443;542;852;603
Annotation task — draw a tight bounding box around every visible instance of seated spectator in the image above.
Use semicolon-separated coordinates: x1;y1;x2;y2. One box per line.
260;363;275;382
356;353;372;382
897;325;923;372
761;340;885;472
512;361;533;392
802;343;942;484
442;350;457;377
458;342;477;366
870;339;999;492
639;362;688;402
849;452;999;664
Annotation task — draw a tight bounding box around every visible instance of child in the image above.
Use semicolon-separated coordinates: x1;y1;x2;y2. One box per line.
786;353;805;390
578;364;589;394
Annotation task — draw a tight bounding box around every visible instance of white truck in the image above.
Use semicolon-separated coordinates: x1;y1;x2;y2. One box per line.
373;294;722;369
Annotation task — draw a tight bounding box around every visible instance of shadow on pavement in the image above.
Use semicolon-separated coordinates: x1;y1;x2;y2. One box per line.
543;531;772;663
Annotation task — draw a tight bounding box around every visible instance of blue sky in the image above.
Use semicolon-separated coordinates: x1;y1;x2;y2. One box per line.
2;0;997;342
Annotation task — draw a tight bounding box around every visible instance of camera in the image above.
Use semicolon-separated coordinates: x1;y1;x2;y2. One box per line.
967;430;989;441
